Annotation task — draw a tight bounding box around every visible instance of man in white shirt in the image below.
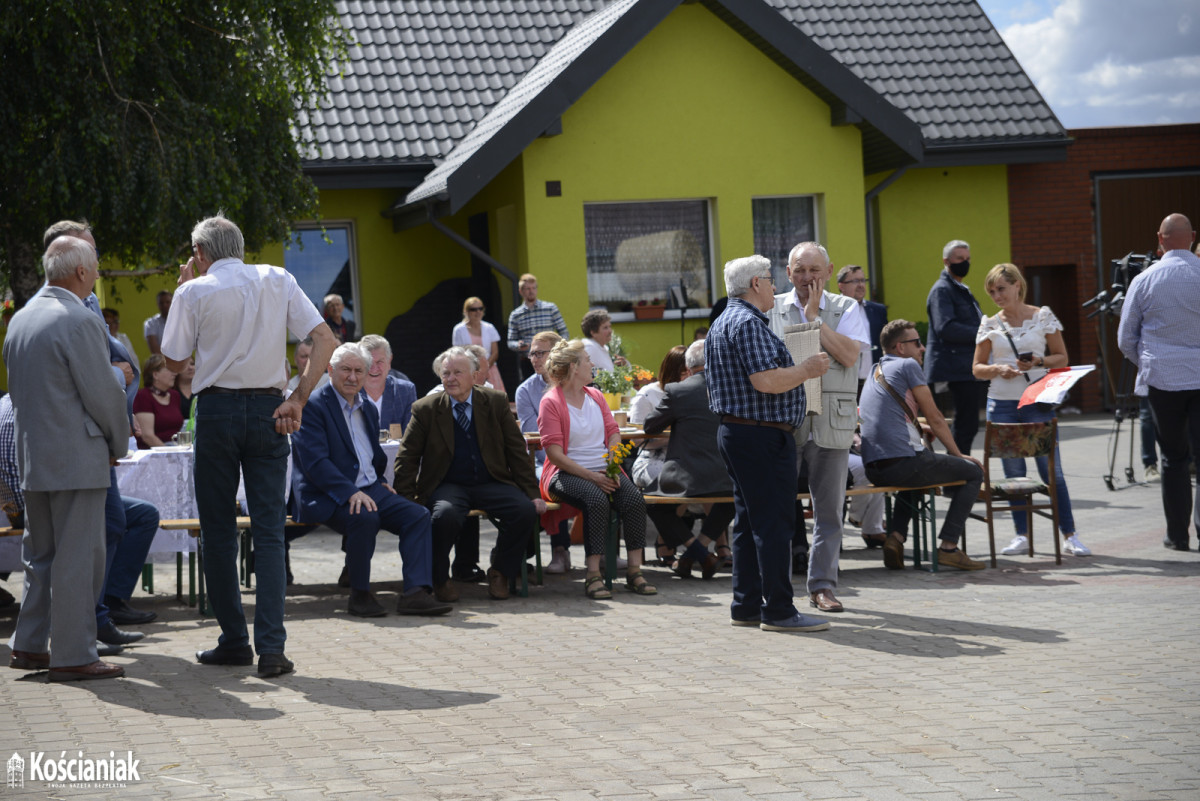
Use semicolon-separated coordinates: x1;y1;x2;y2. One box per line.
769;242;869;614
161;214;337;678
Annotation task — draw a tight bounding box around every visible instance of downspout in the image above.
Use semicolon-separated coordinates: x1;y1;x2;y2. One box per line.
864;165;909;302
425;200;521;311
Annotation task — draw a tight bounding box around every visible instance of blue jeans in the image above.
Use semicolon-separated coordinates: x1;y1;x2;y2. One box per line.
718;422;798;623
195;393;290;655
105;496;160;599
986;399;1075;535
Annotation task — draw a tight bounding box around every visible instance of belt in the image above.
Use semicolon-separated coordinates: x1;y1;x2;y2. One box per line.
198;386;284;398
865;457;906;471
720;415;794;434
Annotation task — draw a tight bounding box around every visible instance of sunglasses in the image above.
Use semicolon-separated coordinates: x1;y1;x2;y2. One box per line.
467;306;484;312
899;337;924;346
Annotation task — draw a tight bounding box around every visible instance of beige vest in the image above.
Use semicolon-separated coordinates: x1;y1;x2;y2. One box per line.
769;290;861;450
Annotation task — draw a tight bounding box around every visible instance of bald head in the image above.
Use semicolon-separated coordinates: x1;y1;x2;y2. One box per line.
1158;213;1195;253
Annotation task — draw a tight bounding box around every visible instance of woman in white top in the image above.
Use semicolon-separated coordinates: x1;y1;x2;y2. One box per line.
452;296;505;394
580;309;626;373
972;263;1089;557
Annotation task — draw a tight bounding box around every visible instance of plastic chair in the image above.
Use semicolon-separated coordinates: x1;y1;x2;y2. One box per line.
972;420;1062;568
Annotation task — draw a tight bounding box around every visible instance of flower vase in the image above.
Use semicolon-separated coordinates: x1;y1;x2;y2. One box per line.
603;392;623;410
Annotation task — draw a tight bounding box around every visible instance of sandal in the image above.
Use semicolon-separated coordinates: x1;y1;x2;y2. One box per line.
584;574;612;600
861;534;887;549
625;570;658;596
715;545;733;570
656;540;677;568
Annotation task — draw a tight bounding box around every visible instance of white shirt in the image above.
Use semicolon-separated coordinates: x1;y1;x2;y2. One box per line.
337;391;378;489
143;313;166;344
583;337;615;372
161;258;324;393
567;396;607;470
628;381;664;425
976;306;1062;401
781;288;871;348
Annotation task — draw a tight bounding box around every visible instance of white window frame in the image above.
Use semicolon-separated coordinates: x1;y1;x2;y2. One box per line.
283;219;361;339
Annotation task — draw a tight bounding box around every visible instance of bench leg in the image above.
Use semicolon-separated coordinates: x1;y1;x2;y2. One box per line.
188;551;197;608
197;536;207;617
604;508;620;590
240;528;253;590
177;553;184;606
142;563;154;595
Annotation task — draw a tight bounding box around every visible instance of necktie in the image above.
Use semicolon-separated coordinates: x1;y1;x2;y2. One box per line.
454;401;471;434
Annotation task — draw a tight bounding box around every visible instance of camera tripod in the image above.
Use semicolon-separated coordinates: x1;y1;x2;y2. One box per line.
1103;355;1144;491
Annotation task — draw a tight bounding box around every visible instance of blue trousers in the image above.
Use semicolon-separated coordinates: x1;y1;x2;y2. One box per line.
95;471;159;626
195;393;290;656
718;422;798;623
325;482;433;592
986;399;1075;535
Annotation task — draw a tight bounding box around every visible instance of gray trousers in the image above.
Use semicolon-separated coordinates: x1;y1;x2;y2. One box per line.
11;488;107;667
797;438;850;593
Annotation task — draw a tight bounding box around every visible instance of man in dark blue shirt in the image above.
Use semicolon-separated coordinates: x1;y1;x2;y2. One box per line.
705;255;830;633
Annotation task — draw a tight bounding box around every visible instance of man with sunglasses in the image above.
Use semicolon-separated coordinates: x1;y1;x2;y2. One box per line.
859;319;984;571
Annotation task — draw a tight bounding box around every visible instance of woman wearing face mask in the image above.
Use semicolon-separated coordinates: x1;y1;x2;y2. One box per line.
924;238;985;456
972;263;1091;558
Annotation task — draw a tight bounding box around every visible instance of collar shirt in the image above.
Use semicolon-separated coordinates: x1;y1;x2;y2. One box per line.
0;394;21;513
704;297;805;425
507;300;569;350
337;391;378;489
782;287;871;344
1118;249;1200;393
161;258;324;392
452;391;474;427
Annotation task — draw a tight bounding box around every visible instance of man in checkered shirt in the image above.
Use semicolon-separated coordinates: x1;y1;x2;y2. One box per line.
705;255;830;634
506;273;569;381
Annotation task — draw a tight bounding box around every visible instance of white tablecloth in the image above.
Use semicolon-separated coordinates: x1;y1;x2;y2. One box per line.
115;441;401;560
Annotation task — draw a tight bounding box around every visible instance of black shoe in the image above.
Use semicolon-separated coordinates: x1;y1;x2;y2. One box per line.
1163;538;1190;551
0;587;14;609
452;566;486;583
97;620;145;645
396;590;453;616
348;589;387;618
96;641;124;657
195;646;255;666
791;549;809;575
104;596;157;625
257;653;294;678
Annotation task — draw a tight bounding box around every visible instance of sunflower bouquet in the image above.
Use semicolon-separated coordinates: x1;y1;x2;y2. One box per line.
604;441;634;482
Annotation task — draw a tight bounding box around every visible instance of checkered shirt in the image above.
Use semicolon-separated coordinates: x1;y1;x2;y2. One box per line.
704;297;806;426
0;394;23;514
507;300;569;353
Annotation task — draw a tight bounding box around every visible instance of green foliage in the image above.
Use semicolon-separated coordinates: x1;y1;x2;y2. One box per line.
0;0;348;304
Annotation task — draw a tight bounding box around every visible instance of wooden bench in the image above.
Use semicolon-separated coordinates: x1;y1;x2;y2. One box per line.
159;517;253;615
468;502;561;596
643;480;968;572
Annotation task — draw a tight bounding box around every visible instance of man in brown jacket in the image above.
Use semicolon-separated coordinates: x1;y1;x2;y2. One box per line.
395;347;545;600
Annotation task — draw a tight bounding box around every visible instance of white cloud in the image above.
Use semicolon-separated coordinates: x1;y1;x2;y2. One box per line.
986;0;1200;127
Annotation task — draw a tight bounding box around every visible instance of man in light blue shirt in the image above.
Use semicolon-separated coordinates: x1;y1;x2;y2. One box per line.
1118;212;1200;550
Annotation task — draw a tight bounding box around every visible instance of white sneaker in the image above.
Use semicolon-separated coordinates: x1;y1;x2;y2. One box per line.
1000;535;1029;555
545;549;571;574
1145;465;1160;482
1063;535;1092;556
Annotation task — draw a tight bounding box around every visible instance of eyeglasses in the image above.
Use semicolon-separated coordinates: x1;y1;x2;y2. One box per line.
467;306;484;312
529;349;550;358
838;278;866;285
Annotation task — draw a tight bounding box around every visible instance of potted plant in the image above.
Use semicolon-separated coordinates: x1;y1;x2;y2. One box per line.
592;366;635;409
632;297;666;320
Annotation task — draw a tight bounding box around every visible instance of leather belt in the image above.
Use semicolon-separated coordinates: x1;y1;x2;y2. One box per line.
198;386;284;398
720;415;794;434
865;457;905;471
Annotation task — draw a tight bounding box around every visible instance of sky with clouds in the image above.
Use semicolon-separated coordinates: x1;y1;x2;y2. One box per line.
976;0;1200;129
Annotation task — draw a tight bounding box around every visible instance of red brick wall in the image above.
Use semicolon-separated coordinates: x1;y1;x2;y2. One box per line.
1007;124;1200;411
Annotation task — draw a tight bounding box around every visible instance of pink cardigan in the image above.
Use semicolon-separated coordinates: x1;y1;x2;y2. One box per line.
537;384;620;531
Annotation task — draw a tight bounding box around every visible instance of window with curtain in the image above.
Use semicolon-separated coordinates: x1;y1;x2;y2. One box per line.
283;224;359;332
752;196;818;288
583;200;713;310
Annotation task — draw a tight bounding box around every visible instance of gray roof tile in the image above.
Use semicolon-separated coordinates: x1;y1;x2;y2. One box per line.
305;0;1065;168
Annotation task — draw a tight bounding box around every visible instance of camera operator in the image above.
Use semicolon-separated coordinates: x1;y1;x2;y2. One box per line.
1118;213;1200;551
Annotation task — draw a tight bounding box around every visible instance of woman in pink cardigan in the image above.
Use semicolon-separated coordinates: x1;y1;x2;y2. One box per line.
538;340;655;600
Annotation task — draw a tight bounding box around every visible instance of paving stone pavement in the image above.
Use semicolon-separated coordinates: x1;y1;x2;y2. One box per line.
1;414;1197;799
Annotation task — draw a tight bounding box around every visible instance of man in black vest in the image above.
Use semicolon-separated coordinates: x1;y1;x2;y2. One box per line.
394;347;545;601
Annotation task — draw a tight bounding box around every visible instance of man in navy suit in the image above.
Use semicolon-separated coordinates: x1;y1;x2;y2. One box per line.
836;264;888;393
290;343;450;618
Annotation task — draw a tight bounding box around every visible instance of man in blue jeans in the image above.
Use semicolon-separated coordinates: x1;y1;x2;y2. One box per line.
860;320;985;570
162;215;336;678
705;255;831;633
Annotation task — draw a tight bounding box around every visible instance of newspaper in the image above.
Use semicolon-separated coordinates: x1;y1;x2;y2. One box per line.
783;321;823;416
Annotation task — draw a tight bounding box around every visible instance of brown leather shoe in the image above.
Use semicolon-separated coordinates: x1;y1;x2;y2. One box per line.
700;553;721;580
487;567;510;600
809;589;844;613
9;650;50;670
48;661;125;682
883;532;905;570
433;581;459;603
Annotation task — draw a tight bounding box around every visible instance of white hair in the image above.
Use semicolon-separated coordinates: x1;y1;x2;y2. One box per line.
724;255;771;297
433;346;478;377
942;239;970;260
329;342;368;370
787;241;830;267
192;214;244;262
359;334;391;358
43;236;95;282
684;339;706;371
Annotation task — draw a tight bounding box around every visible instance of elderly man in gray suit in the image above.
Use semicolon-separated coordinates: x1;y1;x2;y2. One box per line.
769;242;870;614
4;236;130;681
643;340;736;579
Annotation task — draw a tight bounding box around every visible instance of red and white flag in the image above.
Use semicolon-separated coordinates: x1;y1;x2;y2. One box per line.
1018;365;1096;408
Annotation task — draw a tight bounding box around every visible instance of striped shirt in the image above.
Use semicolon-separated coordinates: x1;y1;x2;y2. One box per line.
705;297;806;425
1118;249;1200;393
506;300;569;354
